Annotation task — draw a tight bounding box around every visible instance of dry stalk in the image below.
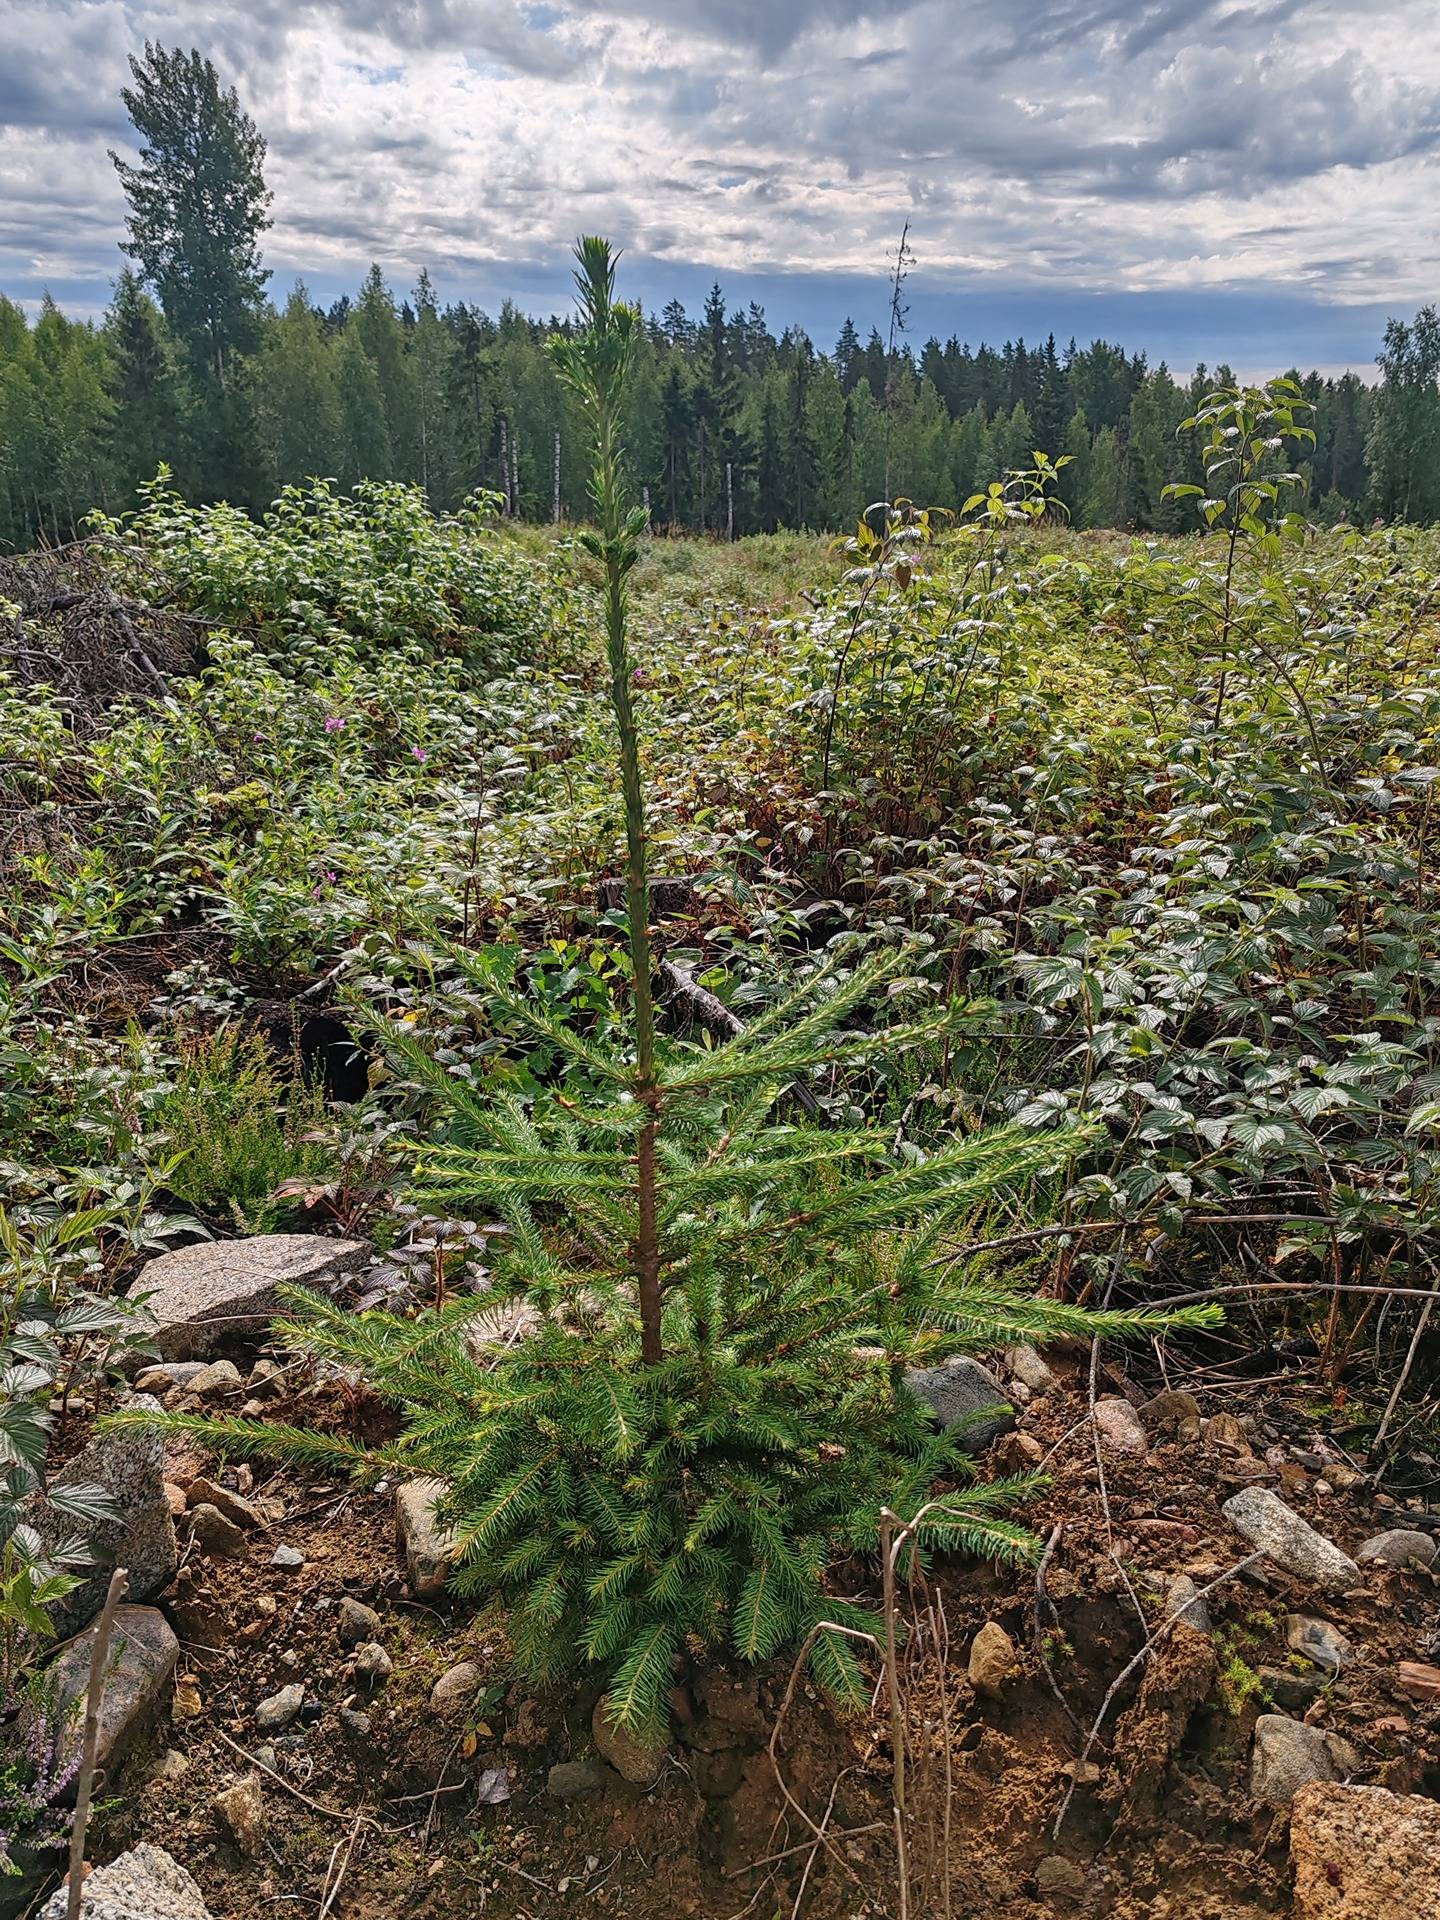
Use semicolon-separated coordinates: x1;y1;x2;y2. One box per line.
1374;1275;1437;1454
317;1810;367;1920
66;1566;130;1920
767;1618;882;1899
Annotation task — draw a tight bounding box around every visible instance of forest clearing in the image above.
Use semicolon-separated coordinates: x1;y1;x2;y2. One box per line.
1;238;1438;1919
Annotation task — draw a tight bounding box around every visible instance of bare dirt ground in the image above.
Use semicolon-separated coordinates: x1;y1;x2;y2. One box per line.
86;1347;1440;1920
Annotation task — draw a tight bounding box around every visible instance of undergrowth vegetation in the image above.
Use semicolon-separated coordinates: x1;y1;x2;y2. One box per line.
2;249;1439;1758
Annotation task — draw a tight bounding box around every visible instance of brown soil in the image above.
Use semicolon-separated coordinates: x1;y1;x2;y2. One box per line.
91;1360;1440;1920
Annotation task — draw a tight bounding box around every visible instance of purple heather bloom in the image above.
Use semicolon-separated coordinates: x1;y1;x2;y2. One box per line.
324;715;346;733
412;745;428;763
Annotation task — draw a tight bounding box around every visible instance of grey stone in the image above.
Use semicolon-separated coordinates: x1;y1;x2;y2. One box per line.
270;1545;304;1571
1166;1574;1213;1637
968;1621;1018;1697
134;1363;208;1393
337;1597;381;1647
147;1749;190;1783
1321;1461;1362;1491
1285;1614;1355;1673
1250;1715;1341;1806
135;1234;368;1360
396;1478;455;1596
28;1394;177;1634
1260;1666;1327;1712
186;1360;245;1398
46;1606;180;1779
339;1708;371;1737
254;1683;305;1731
1006;1343;1058;1393
1222;1488;1361;1593
1204;1411;1254;1454
903;1356;1014;1452
592;1695;668;1785
36;1842;212;1919
352;1642;393;1685
1358;1529;1437;1570
1094;1396;1149;1455
547;1759;610;1801
187;1503;246;1558
430;1662;480;1714
245;1358;285;1396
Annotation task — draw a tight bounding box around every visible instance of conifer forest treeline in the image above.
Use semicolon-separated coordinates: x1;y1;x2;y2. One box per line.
0;43;1435;549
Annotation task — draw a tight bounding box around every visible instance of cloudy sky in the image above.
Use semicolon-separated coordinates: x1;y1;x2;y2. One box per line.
3;0;1438;372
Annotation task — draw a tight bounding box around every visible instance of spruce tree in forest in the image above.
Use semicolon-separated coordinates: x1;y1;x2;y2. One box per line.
335;327;393;486
1369;307;1440;523
1082;425;1127;528
110;44;272;390
106;269;189;497
257;287;342;488
836;316;862;394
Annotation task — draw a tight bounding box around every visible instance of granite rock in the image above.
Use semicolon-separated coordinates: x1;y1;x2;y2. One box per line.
28;1395;176;1634
46;1606;180;1779
37;1843;212;1919
395;1478;455;1597
1291;1781;1440;1919
1222;1488;1360;1593
136;1234;367;1360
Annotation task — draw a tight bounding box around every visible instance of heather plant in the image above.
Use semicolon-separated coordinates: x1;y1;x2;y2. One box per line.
154;1023;334;1231
0;1680;80;1881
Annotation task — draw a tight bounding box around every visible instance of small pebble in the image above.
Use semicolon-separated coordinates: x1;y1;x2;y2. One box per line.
213;1774;264;1856
353;1642;393;1685
430;1661;481;1714
337;1597;382;1647
271;1545;304;1571
190;1359;245;1397
1093;1397;1148;1456
255;1683;305;1731
188;1503;246;1558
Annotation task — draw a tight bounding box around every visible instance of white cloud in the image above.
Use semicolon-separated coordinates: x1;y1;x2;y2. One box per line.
2;0;1438;331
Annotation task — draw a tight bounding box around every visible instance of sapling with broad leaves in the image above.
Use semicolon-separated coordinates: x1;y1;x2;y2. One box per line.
110;239;1218;1742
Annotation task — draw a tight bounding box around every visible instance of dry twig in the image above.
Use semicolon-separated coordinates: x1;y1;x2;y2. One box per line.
66;1566;130;1920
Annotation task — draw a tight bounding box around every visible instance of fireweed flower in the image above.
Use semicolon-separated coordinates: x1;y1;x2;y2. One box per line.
323;715;346;733
412;745;428;763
